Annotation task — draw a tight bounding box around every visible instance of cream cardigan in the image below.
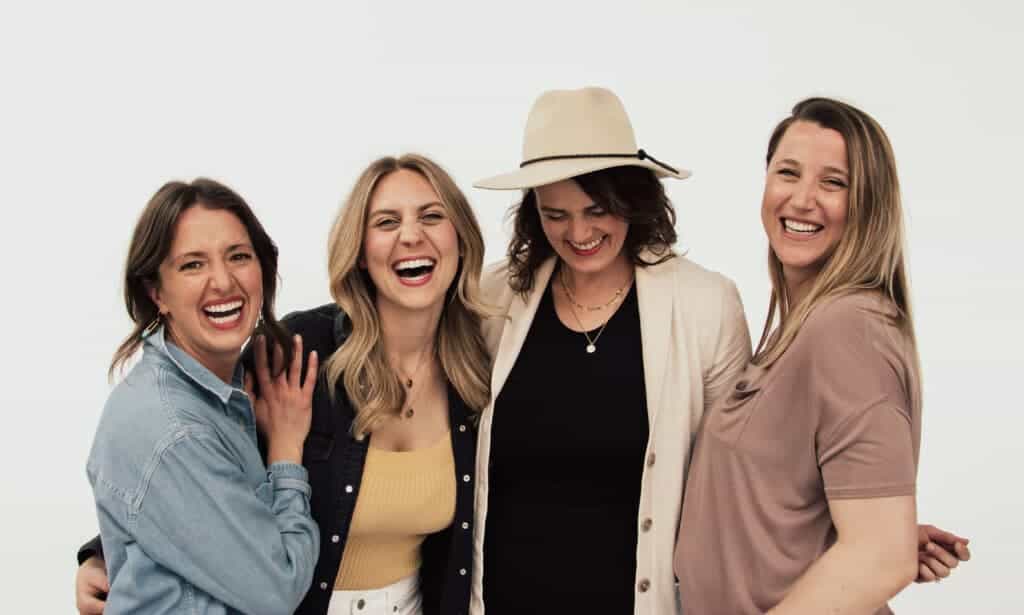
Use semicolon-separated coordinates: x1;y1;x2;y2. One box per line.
470;254;753;615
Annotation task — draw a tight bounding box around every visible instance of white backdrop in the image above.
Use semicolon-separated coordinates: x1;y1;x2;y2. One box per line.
2;1;1020;613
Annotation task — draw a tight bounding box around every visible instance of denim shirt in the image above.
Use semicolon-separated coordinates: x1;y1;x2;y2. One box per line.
87;328;319;615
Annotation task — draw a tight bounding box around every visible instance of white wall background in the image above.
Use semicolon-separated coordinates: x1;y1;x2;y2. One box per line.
1;1;1020;612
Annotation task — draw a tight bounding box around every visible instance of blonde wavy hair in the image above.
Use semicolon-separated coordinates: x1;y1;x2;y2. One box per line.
324;154;493;436
754;97;918;371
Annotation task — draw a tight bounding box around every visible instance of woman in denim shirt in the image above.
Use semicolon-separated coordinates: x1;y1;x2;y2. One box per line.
86;179;320;614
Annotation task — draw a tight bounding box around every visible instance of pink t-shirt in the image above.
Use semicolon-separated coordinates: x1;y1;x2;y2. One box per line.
675;292;921;615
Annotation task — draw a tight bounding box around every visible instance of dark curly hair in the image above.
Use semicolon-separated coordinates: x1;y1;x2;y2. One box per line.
506;166;678;295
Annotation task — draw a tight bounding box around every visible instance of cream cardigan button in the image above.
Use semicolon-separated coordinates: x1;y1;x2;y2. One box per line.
646;453;656;467
638;579;651;592
641;518;652;532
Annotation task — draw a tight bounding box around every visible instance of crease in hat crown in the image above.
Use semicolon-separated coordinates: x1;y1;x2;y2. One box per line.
474;86;690;190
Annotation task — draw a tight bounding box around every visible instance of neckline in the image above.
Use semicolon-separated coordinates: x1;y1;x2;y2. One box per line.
546;276;637;335
367;429;451;455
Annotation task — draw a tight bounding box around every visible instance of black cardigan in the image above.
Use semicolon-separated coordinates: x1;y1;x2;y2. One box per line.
79;304;476;615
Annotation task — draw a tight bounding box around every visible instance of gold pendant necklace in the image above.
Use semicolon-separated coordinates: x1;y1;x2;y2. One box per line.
559;269;629;354
394;344;433;419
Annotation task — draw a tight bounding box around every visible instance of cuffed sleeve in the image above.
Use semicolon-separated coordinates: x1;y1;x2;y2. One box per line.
132;429;319;615
807;296;920;501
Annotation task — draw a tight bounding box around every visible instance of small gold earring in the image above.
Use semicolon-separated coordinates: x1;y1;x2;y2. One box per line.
142;313;163;337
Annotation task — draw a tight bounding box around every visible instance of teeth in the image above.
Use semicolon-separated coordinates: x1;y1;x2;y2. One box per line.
394;258;435;271
783;219;822;233
569;236;603;250
208;312;241;324
204;300;243;313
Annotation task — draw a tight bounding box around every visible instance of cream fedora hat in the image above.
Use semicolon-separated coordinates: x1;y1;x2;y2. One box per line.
474;86;690;190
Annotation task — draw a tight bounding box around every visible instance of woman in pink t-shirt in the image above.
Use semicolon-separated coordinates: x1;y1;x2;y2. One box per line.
675;97;969;614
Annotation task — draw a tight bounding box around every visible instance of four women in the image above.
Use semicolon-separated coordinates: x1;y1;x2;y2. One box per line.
80;91;969;614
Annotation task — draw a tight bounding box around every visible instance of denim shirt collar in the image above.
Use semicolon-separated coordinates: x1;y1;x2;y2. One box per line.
144;326;243;406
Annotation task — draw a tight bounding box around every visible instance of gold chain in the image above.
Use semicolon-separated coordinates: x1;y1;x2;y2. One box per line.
560;268;629;311
393;344;434;419
558;268;632;354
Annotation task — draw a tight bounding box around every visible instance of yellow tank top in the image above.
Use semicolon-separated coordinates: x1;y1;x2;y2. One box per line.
334;431;456;590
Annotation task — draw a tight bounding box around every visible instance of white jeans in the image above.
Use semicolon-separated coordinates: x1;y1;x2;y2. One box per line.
326;574;422;615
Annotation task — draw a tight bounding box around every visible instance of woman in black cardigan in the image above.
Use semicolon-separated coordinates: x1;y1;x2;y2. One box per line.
77;154;492;615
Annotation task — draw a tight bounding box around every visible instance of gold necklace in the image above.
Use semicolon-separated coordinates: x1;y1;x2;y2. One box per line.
394;344;433;418
558;269;631;354
560;268;630;312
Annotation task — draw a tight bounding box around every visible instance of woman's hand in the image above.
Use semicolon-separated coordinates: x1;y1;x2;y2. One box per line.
245;334;318;465
916;524;971;582
75;556;108;615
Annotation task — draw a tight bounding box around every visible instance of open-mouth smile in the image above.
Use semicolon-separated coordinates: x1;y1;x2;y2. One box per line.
202;298;245;330
781;218;824;238
393;257;436;286
567;235;605;256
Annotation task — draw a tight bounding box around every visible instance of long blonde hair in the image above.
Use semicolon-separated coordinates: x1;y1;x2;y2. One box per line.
754;98;917;369
324;154;493;435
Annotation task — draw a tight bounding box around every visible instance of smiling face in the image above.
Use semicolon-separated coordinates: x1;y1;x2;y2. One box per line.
149;205;263;377
534;178;630;277
362;169;460;317
761;120;850;293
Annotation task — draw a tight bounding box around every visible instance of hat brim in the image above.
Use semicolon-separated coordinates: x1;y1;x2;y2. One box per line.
473;157;691;190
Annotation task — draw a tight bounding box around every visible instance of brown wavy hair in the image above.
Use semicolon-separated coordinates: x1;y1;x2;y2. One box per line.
110;178;293;378
324;154;494;436
505;166;677;295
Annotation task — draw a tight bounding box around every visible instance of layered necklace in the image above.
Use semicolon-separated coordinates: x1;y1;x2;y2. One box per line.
394;344;434;419
558;266;633;354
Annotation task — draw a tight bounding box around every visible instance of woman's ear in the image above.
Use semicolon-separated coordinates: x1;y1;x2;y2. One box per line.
145;280;166;316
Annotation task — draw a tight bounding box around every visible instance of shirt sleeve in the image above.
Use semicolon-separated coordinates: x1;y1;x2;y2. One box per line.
819;401;916;499
131;429;319;615
807;299;918;500
703;278;753;411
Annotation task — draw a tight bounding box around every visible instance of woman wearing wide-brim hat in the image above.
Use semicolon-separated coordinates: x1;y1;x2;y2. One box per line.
468;87;970;615
469;86;752;615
